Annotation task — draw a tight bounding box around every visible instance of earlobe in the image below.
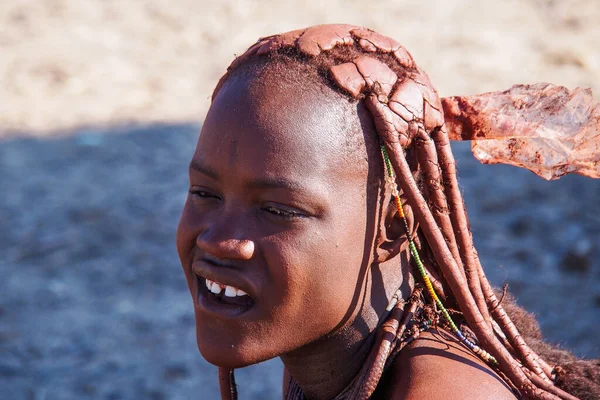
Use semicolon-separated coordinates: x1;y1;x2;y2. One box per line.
375;200;416;263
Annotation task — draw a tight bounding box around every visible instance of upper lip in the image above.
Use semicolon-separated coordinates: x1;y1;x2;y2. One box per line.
191;256;257;298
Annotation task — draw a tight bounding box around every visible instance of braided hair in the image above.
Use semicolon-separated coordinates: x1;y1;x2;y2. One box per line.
209;24;598;400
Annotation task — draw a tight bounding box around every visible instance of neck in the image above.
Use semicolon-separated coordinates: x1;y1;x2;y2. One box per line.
281;318;377;400
280;252;414;400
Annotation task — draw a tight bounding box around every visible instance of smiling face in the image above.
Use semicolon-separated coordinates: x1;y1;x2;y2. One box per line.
176;61;386;367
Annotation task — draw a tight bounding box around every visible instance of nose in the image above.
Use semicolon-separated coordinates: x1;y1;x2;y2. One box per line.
196;234;255;261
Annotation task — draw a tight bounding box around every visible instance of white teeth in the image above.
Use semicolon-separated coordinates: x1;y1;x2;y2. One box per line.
224;286;237;297
210;282;222;294
204;278;249;298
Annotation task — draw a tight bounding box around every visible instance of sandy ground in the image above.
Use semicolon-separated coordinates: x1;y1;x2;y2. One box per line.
1;1;599;399
1;0;599;135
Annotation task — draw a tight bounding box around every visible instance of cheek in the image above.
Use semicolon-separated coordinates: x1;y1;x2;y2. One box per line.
316;200;373;312
268;213;370;330
176;198;197;262
176;199;201;295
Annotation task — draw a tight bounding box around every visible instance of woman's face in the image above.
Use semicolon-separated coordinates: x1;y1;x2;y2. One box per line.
176;70;383;367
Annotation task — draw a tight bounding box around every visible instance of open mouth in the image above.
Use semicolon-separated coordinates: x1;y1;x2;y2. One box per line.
196;275;255;317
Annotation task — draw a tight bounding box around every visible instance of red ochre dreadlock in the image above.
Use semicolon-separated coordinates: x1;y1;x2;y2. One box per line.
209;24;598;400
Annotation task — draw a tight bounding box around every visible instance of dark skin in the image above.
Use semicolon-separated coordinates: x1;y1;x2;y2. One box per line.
177;68;515;399
383;329;516;399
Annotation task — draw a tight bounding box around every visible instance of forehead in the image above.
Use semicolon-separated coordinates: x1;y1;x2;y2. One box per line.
195;69;370;182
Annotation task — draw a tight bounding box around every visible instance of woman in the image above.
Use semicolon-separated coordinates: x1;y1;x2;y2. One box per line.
176;25;599;399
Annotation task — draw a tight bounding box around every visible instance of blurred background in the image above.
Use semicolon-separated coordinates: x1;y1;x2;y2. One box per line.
1;0;599;399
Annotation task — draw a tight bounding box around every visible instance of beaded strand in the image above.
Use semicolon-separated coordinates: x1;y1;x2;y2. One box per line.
381;145;497;365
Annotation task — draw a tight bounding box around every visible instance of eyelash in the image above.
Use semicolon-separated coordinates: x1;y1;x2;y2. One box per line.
189;189;220;199
261;205;305;220
188;189;305;220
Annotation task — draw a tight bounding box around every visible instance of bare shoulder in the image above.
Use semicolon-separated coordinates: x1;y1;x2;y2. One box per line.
384;329;517;400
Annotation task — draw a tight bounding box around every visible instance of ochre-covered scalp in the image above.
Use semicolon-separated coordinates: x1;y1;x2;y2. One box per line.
202;24;600;400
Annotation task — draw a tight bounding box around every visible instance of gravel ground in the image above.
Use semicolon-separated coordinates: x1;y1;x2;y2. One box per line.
1;124;598;399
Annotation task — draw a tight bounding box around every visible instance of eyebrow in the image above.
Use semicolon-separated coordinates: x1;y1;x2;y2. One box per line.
189;159;309;191
248;177;306;191
189;159;219;180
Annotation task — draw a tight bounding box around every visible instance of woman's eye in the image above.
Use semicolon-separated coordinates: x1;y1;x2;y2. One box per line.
262;205;305;219
189;189;220;200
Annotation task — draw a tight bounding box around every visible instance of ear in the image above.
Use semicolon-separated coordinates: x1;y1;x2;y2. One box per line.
375;197;416;263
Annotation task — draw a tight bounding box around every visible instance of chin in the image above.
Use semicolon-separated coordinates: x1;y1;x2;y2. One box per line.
196;338;270;369
195;325;271;369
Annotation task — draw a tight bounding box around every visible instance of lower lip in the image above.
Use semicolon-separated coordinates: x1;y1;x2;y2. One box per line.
195;277;255;319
